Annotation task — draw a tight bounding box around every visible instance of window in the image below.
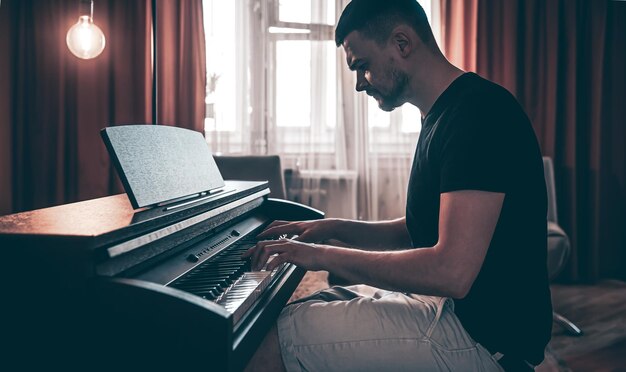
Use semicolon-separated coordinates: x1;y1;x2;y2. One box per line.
203;0;237;133
203;0;437;155
267;0;337;154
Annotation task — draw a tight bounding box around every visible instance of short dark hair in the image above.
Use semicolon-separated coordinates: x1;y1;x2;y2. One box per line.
335;0;433;47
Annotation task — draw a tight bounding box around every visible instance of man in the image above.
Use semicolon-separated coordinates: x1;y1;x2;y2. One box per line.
244;0;552;370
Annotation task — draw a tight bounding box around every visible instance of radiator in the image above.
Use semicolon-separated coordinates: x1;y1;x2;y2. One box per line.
285;169;358;219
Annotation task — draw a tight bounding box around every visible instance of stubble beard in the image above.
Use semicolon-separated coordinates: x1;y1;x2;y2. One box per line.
377;68;410;112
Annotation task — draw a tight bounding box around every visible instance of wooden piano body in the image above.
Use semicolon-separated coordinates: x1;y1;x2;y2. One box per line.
0;180;323;371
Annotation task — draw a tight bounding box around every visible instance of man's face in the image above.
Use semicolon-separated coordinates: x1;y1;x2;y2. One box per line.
342;31;409;112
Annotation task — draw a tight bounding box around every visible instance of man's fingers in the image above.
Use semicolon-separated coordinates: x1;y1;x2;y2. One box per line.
293;231;315;242
257;222;301;239
266;253;288;272
241;246;254;258
251;240;267;269
257;223;293;237
251;240;280;269
242;238;273;259
253;241;288;271
266;220;290;229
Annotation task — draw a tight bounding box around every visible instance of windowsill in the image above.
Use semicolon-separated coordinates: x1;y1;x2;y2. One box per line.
293;169;358;180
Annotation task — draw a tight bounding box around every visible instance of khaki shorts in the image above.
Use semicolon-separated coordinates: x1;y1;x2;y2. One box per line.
277;285;504;372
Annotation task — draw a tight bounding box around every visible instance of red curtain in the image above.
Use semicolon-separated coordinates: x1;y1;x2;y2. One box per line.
441;0;626;282
0;0;207;214
155;0;206;132
0;0;12;214
440;0;478;72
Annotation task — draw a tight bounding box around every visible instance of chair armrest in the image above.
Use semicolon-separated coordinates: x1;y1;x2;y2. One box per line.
547;221;570;280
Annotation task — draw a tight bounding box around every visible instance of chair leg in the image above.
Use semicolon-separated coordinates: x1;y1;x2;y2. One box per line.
553;311;583;336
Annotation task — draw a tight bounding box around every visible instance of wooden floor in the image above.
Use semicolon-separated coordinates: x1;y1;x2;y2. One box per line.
293;273;626;372
539;280;626;372
566;339;626;371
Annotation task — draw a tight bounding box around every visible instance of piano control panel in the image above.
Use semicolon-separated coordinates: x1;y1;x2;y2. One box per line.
185;229;243;263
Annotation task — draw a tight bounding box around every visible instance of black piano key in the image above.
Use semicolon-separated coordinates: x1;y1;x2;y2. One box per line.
176;278;234;289
189;289;221;298
175;286;224;299
185;267;241;276
177;277;231;288
182;272;241;283
199;293;217;301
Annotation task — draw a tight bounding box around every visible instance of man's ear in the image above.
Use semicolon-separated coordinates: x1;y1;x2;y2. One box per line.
392;30;411;57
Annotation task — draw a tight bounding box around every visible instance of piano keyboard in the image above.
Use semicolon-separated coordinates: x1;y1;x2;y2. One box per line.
168;233;285;324
215;271;272;323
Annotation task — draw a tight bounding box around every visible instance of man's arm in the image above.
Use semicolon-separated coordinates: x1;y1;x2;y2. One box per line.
248;190;504;298
257;217;412;251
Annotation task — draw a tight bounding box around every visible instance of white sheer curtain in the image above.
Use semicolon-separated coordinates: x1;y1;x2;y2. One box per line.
203;0;429;221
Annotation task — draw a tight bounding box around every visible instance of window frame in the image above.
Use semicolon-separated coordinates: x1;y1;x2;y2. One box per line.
265;0;338;154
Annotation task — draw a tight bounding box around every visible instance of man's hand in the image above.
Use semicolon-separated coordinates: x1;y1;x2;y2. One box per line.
242;237;329;272
256;219;340;243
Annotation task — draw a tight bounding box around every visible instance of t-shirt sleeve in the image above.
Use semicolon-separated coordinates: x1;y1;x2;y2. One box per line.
438;104;513;194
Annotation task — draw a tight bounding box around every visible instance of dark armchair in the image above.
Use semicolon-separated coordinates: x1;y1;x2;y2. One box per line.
543;156;582;336
213;155;287;200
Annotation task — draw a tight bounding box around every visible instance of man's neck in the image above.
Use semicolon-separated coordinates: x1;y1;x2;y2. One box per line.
408;58;465;118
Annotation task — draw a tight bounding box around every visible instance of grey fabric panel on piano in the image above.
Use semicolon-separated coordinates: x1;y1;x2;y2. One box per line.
101;125;225;209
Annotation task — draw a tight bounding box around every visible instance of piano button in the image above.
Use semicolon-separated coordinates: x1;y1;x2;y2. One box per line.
187;254;199;262
231;229;241;236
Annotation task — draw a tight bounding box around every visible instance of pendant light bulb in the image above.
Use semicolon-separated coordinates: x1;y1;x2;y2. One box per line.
66;1;106;59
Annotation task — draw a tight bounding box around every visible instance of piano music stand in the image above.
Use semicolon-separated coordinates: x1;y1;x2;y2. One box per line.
101;125;226;209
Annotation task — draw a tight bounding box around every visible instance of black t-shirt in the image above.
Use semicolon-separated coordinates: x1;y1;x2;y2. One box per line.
406;72;552;364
